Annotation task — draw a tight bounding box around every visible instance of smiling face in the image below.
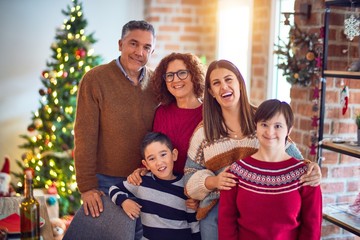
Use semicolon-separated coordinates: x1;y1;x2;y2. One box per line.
256;112;291;151
208;67;241;111
118;29;154;75
141;141;178;181
165;59;195;100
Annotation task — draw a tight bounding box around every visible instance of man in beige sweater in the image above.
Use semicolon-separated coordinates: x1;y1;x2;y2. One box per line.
64;20;157;240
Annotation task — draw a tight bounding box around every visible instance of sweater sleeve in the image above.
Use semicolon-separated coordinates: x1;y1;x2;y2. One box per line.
285;138;304;160
108;181;137;207
186;207;201;240
298;185;322;240
184;126;214;200
74;73;101;193
218;173;239;240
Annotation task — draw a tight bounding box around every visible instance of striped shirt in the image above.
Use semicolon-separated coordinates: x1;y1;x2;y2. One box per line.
109;173;200;240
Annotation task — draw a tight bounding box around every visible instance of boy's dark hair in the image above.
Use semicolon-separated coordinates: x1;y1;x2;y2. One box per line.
254;99;294;130
121;20;156;38
140;132;173;159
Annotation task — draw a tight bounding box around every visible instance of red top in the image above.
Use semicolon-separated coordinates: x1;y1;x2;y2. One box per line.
218;156;322;240
153;102;202;174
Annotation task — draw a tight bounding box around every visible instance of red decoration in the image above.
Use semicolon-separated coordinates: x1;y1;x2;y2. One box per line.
340;86;349;115
27;125;35;132
75;48;86;58
309;144;317;155
311;116;319;127
47;183;58;195
313;86;320;99
42;71;48;78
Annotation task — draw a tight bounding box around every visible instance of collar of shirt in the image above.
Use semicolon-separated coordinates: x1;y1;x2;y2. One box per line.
116;56;145;84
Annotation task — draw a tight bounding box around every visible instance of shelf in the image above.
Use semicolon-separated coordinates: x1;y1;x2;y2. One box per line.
320;141;360;159
323;203;360;236
323;70;360;79
325;0;360;7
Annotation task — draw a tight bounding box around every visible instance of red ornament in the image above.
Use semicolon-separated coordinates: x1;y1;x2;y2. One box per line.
62;71;68;78
75;48;86;58
311;116;319;127
47;183;58;195
42;71;48;78
309;144;317;155
27;125;35;132
313;87;320;99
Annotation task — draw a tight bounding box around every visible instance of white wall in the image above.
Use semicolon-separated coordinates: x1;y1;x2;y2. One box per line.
0;0;144;177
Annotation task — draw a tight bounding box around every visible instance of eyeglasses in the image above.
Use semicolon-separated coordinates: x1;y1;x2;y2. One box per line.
163;70;189;82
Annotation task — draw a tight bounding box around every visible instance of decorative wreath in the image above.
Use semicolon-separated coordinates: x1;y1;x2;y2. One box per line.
274;23;322;87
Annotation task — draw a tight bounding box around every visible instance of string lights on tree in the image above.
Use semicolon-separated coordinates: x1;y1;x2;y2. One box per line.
13;0;102;216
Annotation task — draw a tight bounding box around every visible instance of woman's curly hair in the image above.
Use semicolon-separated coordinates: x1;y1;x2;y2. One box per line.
151;52;206;105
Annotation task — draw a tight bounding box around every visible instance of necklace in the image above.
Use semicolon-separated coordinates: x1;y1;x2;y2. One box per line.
228;130;242;139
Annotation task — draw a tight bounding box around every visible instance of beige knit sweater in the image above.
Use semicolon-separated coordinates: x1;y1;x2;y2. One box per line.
74;60;157;193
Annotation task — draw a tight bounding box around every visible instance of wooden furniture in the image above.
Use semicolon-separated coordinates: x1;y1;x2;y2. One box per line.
0;196;54;240
318;0;360;237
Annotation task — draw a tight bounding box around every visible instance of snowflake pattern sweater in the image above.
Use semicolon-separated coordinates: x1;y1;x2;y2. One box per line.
184;122;304;220
218;156;322;240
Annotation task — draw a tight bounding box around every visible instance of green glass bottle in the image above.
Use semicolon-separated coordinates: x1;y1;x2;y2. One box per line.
20;168;40;240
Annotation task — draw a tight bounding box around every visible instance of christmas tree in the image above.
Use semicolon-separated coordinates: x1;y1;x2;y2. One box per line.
13;0;102;216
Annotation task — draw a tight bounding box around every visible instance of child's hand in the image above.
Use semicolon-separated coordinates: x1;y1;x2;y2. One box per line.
121;199;142;220
186;198;199;211
127;167;148;185
216;166;237;190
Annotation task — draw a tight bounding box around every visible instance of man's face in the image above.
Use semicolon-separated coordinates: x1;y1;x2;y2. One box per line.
118;29;155;73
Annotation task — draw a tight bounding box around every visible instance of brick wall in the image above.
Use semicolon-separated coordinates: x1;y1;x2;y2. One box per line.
144;0;218;69
250;0;272;106
294;1;360;239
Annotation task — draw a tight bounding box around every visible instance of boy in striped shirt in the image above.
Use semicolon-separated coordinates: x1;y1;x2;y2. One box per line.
109;132;200;240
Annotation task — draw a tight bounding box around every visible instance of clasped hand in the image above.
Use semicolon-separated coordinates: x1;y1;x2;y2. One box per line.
122;199;142;220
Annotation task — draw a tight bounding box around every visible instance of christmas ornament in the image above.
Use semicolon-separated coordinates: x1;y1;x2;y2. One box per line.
274;23;321;86
47;196;57;206
340;86;349;115
39;89;46;96
309;143;317;155
311;115;319;127
0;156;11;196
48;183;58;195
27;125;35;132
75;48;86;58
313;86;320;99
344;14;360;41
34;118;43;129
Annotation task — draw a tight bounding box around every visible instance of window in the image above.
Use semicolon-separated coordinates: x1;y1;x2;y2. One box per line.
217;0;253;93
268;0;295;103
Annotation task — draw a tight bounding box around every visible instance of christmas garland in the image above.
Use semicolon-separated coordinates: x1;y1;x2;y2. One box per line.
274;23;322;87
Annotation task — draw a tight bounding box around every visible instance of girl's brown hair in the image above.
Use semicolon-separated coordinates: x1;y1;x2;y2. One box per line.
203;59;256;142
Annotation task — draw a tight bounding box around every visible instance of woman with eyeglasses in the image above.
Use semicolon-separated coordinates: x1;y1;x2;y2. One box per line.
127;52;205;189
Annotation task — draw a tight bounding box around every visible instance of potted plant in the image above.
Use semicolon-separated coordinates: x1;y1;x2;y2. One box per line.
356;113;360;146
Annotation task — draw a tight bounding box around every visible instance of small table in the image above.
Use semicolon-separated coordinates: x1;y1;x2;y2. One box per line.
0;196;54;240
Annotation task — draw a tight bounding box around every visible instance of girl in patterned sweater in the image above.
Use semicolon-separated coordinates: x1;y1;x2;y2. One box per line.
184;60;322;240
218;99;322;240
